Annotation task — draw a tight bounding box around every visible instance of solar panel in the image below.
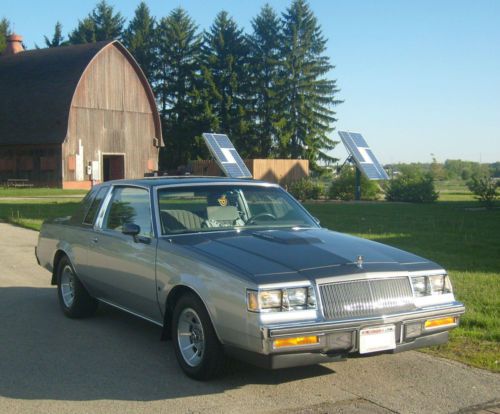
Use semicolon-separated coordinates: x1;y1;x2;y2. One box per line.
202;133;253;179
338;131;389;180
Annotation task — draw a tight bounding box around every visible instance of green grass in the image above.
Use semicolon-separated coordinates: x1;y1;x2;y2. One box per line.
305;200;499;372
0;188;87;198
0;192;497;371
0;198;82;230
435;180;475;201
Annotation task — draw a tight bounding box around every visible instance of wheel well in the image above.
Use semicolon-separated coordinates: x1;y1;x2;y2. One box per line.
161;285;203;341
51;250;67;285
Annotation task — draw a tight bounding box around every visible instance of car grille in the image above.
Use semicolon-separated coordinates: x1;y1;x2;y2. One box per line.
319;277;416;320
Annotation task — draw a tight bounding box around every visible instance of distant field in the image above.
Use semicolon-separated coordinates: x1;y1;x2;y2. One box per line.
435;180;475;201
0;188;497;372
306;200;499;372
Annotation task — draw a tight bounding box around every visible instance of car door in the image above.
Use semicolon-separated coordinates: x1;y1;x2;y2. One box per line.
86;185;160;322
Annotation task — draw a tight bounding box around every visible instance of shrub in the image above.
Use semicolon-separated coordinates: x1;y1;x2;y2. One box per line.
467;175;498;208
328;168;381;201
384;172;438;203
288;178;324;201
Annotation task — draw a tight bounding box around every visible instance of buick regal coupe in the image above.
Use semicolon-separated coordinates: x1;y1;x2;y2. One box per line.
36;177;465;380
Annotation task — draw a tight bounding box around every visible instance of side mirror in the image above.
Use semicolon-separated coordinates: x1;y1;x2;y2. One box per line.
122;223;140;237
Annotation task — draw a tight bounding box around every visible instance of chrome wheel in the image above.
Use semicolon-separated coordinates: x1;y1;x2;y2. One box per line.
177;307;205;367
60;265;75;308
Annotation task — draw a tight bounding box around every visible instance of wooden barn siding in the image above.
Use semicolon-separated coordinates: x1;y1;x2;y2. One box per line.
189;159;309;185
63;44;158;183
0;145;62;186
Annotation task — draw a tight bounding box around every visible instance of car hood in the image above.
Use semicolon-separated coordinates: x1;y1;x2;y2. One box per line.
172;228;441;283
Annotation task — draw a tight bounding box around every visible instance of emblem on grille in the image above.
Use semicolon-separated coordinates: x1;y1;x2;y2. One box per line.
355;255;364;268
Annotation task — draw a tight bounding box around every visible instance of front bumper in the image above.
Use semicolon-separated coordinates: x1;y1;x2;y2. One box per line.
230;301;465;369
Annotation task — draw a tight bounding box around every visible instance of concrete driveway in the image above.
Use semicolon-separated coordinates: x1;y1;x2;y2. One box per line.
0;222;498;414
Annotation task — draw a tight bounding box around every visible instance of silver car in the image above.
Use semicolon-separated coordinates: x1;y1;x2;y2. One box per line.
36;177;465;380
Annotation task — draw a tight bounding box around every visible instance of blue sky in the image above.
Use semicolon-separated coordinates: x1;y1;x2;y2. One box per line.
3;0;499;163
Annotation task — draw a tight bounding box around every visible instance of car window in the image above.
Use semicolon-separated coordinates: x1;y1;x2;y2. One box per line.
103;187;152;237
83;187;108;225
157;185;317;235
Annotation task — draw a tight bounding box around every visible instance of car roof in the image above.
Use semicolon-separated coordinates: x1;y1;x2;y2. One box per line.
98;176;280;188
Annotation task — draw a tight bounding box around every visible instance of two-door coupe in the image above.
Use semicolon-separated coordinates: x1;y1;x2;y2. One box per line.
36;177;465;380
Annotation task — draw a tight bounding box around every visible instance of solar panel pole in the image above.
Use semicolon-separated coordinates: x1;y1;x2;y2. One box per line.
355;167;361;201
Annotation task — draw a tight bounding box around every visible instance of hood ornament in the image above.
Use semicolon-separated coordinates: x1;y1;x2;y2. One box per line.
355;255;364;269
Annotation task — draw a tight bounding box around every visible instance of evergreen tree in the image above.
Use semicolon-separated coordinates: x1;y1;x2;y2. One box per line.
201;11;253;156
279;0;341;169
248;4;283;157
0;18;11;54
122;2;156;79
155;8;213;170
44;22;68;47
69;1;124;44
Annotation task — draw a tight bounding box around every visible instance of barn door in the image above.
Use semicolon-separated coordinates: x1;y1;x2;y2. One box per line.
103;155;124;181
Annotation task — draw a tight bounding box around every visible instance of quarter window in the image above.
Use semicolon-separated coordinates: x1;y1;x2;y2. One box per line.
103;187;152;237
83;187;108;225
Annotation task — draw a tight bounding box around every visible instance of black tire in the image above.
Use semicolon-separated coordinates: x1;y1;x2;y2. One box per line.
172;293;224;380
56;256;98;318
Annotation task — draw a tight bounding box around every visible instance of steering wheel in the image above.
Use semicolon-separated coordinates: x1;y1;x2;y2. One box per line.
245;212;277;225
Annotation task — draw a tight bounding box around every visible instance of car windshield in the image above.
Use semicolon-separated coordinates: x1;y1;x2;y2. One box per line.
157;185;317;235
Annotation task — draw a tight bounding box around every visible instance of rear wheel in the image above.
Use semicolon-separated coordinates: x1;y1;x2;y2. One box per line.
56;256;97;318
172;293;224;380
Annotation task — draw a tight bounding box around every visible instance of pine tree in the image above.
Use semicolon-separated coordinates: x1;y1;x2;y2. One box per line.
44;22;68;47
279;0;341;169
69;1;125;44
0;18;10;54
201;11;252;156
155;8;213;170
122;2;156;80
248;4;283;157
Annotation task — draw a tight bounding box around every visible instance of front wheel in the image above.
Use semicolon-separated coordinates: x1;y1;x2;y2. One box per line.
56;256;97;318
172;293;224;380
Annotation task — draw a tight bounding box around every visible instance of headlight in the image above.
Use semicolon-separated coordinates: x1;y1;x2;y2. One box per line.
411;274;452;297
247;286;316;312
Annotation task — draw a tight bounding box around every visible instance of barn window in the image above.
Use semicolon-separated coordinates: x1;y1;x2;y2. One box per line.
19;156;33;171
40;156;57;171
0;158;16;172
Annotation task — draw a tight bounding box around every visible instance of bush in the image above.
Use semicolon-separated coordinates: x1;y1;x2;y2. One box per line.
328;168;381;201
384;172;438;203
288;178;324;201
467;175;498;208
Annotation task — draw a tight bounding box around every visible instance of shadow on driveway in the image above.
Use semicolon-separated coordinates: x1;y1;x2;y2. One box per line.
0;286;334;402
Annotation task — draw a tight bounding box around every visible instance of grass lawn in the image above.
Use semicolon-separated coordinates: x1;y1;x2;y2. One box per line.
0;188;88;198
0;190;497;372
305;200;499;372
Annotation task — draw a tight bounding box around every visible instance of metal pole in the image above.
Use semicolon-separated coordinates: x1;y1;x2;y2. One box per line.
355;167;361;201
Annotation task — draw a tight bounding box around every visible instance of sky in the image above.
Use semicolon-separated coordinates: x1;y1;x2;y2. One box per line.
2;0;499;164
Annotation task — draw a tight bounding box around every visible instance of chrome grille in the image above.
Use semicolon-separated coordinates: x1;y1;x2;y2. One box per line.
319;277;415;320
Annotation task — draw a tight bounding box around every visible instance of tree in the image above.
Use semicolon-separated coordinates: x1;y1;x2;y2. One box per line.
44;22;68;47
0;18;10;54
122;2;156;79
247;4;283;157
278;0;341;169
69;1;125;44
155;8;213;170
200;11;252;156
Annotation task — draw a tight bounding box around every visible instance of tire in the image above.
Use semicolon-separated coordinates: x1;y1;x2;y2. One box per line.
172;293;224;380
56;256;98;318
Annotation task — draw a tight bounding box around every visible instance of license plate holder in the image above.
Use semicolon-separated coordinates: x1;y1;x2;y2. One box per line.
359;324;396;354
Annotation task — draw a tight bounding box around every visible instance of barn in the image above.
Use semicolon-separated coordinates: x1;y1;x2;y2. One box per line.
0;35;162;189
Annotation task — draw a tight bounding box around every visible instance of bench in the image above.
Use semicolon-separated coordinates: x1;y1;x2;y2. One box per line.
6;179;34;188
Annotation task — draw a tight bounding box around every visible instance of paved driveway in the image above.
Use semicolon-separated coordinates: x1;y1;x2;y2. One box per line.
0;223;498;414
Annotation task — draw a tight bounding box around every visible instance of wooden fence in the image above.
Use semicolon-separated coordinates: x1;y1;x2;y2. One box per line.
189;159;309;186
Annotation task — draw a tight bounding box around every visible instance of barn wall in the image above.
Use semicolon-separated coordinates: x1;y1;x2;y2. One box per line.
0;145;62;187
63;44;159;187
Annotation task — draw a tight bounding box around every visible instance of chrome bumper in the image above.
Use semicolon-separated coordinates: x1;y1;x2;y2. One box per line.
256;301;465;363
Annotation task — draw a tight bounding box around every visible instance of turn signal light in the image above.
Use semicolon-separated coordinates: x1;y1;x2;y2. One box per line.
425;317;456;329
273;336;319;349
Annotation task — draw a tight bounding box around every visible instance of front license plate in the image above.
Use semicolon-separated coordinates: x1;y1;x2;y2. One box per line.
359;324;396;354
